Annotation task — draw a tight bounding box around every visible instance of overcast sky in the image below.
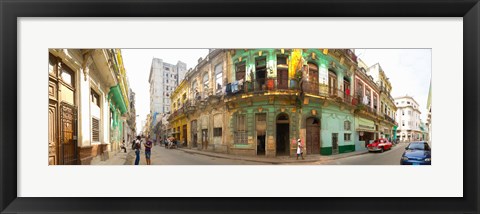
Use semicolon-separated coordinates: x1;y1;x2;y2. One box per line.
122;49;431;134
122;49;209;134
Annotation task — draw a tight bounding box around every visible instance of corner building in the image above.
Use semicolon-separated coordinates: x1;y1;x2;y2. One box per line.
225;49;359;157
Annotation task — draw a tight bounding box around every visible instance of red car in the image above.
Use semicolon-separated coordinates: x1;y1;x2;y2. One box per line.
367;138;393;153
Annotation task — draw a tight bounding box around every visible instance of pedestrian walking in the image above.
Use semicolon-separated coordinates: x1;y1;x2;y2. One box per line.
121;140;127;153
134;136;141;165
144;136;153;165
296;139;304;160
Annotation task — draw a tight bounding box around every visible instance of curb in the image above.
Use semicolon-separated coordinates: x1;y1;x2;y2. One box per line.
178;148;369;164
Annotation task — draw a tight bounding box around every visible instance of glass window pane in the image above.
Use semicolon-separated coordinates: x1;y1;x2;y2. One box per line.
61;70;72;86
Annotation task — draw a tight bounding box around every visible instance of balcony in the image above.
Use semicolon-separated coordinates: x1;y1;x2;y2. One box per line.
345;49;358;63
355;95;380;116
184;99;196;113
226;77;299;96
384;114;396;124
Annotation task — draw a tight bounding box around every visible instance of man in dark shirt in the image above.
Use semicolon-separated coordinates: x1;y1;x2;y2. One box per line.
144;136;153;165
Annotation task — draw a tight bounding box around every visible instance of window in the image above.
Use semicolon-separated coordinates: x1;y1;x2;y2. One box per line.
373;95;377;109
402;120;405;126
328;71;338;95
235;114;247;144
344;121;351;131
214;128;222;137
235;62;246;81
60;65;74;87
49;54;56;74
215;63;223;91
402;110;404;115
356;80;364;98
91;89;100;107
203;73;209;91
92;118;100;142
408;110;412;115
344;133;351;141
365;88;371;105
407;101;410;104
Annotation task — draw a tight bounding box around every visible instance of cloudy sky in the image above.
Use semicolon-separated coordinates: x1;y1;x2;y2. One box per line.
122;49;431;134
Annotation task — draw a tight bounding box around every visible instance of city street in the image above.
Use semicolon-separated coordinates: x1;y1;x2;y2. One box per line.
321;143;409;165
120;142;425;165
132;144;264;165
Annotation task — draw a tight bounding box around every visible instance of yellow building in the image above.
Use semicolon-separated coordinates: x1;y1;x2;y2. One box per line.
169;79;189;145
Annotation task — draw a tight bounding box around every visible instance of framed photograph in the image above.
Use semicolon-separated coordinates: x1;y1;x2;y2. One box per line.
1;0;479;213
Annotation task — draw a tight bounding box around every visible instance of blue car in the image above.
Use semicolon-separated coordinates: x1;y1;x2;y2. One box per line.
400;141;431;165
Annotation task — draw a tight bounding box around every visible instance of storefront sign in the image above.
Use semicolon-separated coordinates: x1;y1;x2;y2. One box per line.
355;117;375;131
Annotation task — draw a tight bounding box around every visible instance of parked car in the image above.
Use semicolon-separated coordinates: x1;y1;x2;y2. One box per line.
400;141;431;165
367;138;393;153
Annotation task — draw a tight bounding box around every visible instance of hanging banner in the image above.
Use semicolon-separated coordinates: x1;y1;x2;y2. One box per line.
289;49;303;78
319;62;329;94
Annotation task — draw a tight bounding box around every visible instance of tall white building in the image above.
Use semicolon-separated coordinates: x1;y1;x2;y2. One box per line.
148;58;187;115
395;95;423;142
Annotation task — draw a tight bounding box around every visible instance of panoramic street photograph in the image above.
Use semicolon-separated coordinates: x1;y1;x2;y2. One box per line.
48;48;432;165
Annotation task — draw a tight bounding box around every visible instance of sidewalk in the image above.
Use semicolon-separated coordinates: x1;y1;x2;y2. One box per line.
177;147;369;164
93;148;134;165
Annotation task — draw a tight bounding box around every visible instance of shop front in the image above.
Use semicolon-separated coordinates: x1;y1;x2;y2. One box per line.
354;117;376;150
379;122;392;142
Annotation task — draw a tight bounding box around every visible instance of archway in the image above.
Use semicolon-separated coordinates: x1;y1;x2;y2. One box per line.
276;113;290;156
306;117;320;154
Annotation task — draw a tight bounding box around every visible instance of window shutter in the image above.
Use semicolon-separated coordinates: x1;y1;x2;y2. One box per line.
92;118;100;142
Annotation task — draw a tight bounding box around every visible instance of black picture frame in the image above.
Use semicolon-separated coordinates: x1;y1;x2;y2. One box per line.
1;0;479;213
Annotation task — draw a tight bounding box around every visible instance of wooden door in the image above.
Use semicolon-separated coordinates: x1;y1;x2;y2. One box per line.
332;133;339;154
182;125;187;146
306;117;320;154
48;102;57;165
277;68;288;89
308;63;319;93
191;120;197;147
60;103;78;165
329;71;337;96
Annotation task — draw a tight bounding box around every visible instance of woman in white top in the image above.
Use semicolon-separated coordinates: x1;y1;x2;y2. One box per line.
296;139;304;160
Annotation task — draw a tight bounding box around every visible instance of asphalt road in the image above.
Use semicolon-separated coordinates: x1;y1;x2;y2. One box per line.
136;145;264;165
322;143;409;165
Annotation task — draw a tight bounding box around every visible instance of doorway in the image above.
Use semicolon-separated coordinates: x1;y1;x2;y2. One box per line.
255;57;267;91
328;70;338;96
60;103;78;165
277;55;288;90
256;113;267;155
202;129;208;149
276;113;290;156
182;125;187;147
191;120;197;147
332;133;339;154
306;117;320;154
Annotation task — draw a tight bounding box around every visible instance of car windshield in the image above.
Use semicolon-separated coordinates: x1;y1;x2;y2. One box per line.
407;143;425;150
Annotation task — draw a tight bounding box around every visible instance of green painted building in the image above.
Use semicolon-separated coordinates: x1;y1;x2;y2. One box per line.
225;49;358;157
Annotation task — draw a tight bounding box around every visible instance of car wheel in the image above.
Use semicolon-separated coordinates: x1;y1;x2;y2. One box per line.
380;148;384;153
